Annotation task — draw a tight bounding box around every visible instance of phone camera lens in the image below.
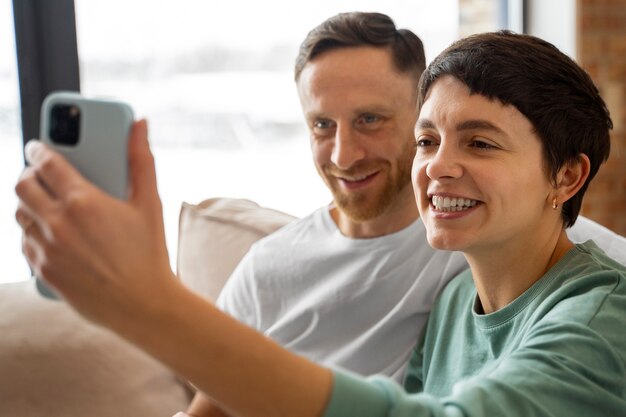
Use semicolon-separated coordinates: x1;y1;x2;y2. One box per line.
49;103;81;145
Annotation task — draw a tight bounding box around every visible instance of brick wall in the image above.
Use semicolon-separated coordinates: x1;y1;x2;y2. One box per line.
577;0;626;235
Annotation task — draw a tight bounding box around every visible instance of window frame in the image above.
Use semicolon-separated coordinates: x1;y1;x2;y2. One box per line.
13;0;80;156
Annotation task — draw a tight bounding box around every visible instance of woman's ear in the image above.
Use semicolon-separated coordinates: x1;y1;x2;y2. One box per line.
553;153;591;205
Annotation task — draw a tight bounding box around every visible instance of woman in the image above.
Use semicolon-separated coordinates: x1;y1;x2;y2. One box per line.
16;31;625;416
323;31;626;416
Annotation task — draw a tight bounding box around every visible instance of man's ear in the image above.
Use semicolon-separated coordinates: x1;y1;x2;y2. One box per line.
554;153;591;205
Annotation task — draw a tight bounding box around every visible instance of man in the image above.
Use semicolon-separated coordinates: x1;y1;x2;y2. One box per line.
186;11;468;416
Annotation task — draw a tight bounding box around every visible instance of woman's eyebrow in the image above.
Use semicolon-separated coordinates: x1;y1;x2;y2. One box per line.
416;118;507;135
416;119;436;130
456;119;506;134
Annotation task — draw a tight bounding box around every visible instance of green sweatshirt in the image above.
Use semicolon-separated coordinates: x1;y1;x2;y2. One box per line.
324;241;626;417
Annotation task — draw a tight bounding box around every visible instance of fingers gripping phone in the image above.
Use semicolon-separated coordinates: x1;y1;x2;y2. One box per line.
34;91;134;299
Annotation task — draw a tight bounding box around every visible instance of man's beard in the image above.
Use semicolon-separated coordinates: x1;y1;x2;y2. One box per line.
322;141;414;223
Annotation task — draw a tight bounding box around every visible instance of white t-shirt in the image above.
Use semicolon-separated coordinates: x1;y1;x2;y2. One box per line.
568;216;626;265
217;206;467;381
217;208;626;381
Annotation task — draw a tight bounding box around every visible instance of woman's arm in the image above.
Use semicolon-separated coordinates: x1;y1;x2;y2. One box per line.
15;121;332;417
185;392;231;417
140;280;333;417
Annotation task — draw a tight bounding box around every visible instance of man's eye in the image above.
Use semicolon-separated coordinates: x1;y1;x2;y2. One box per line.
313;120;332;129
311;119;336;138
362;114;379;123
356;114;383;129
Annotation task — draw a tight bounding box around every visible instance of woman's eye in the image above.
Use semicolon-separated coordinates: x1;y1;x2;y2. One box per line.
416;137;436;147
471;139;496;149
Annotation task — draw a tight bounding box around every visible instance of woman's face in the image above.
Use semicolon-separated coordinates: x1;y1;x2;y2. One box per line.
412;75;557;254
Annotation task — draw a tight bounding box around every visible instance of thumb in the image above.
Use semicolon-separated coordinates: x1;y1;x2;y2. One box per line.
128;119;160;210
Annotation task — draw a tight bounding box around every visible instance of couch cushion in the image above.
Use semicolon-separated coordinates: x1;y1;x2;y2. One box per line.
177;198;296;301
0;279;192;417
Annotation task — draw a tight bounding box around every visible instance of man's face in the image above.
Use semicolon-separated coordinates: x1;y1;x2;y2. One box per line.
296;46;417;223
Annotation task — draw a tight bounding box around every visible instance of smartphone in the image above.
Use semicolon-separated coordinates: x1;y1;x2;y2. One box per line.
35;91;134;299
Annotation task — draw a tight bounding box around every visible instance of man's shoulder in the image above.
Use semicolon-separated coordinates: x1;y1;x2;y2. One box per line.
568;216;626;266
251;206;329;247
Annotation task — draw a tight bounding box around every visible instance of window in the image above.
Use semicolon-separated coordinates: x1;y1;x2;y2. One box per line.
5;1;522;284
0;0;30;284
74;0;460;264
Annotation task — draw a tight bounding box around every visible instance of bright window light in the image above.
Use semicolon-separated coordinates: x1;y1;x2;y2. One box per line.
1;1;463;283
0;0;31;284
74;0;459;269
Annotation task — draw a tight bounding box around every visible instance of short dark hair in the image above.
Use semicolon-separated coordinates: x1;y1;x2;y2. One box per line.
294;12;426;85
418;30;612;227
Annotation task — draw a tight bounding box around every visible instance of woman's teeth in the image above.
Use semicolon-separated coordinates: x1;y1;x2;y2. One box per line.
431;196;478;212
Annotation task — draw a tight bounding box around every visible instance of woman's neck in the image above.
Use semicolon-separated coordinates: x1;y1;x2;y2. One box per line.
465;230;574;314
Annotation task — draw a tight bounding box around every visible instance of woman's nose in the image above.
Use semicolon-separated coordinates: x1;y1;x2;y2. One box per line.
425;143;463;180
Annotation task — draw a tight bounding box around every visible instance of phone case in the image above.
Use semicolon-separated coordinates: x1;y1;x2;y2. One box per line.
35;91;134;299
39;91;134;199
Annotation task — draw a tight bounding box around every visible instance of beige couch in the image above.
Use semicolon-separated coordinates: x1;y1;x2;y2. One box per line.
0;198;296;417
